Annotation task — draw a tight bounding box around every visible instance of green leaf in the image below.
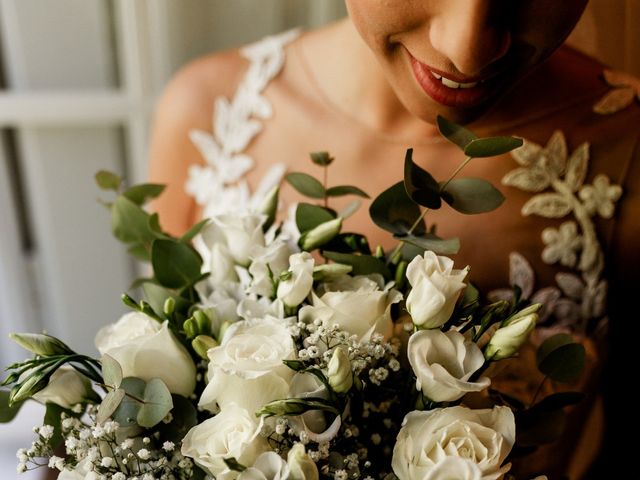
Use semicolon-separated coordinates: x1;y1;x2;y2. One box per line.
9;333;72;356
322;233;371;255
396;233;460;255
531;392;585;413
141;282;175;317
137;378;173;428
286;172;326;199
310;151;334;166
111;196;158;244
464;136;524;158
224;458;248;473
180;219;209;244
151;239;203;289
437;116;477;150
112;377;145;436
536;334;586;383
404;148;442;209
325;185;370;199
0;389;24;423
101;354;123;389
296;203;335;232
123;183;166;205
127;244;150;261
97;388;126;424
370;181;424;235
43;402;66;448
95;170;122;191
158;394;198;442
323;251;391;278
516;408;566;447
440;178;505;214
283;359;309;372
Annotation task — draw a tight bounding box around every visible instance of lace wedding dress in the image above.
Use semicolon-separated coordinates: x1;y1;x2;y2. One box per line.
184;29;640;478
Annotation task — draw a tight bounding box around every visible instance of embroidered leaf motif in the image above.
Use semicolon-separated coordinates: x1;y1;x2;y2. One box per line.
579;242;600;273
593;88;636;115
531;287;562;323
588;281;608;319
553;299;581;327
522;193;572;218
509;252;535;299
565;143;590;192
555;273;584;300
511;140;543;166
545;131;568;176
502;166;551;192
603;69;640;89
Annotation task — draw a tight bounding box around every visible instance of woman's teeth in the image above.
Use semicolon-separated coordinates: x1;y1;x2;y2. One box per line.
430;71;479;89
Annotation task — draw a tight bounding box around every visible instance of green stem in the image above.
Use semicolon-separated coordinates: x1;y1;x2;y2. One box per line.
323;165;329;209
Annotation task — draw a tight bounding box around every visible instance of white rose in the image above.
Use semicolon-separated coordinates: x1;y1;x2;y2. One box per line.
392;406;515;480
408;330;490;402
299;275;402;342
238;452;289;480
421;457;483;480
287;443;319;480
249;240;292;297
95;312;196;397
181;403;268;480
485;309;538;360
211;213;266;266
199;317;296;414
406;251;468;329
32;366;95;409
277;252;314;307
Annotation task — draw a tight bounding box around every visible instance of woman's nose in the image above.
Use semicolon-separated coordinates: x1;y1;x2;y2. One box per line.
429;0;511;77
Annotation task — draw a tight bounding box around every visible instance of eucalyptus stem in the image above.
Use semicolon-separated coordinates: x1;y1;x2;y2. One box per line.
323;165;329;209
388;155;474;263
531;375;549;407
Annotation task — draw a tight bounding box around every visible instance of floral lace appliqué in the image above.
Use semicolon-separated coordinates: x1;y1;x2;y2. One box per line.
185;29;300;218
593;69;640;115
491;131;622;333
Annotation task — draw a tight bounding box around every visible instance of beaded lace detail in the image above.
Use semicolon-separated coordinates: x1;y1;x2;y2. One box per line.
185;29;300;218
593;69;640;115
489;131;623;333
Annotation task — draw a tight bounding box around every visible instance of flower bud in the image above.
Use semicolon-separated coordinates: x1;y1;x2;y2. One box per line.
287;443;319;480
312;263;352;281
10;373;48;404
183;318;198;339
9;333;72;357
192;335;219;360
163;297;175;316
258;186;279;231
485;313;537;361
194;310;212;335
300;218;342;251
327;348;353;394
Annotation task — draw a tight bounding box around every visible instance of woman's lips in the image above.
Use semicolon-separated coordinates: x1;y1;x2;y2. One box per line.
408;52;498;108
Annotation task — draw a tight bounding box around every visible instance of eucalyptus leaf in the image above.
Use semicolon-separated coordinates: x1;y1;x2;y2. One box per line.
536;334;586;383
101;355;123;389
370;181;425;235
127;244;150;261
516;408;566;447
95;170;122;191
151;239;202;289
323;251;391;278
310;151;334;166
464;136;523;158
0;389;24;423
180;219;210;244
404;148;442;208
325;185;370;198
158;394;198;442
440;178;505;214
286;172;326;199
123;183;166;205
97;388;126;424
111;196;158;244
437;116;477;150
142;282;175;318
296;203;335;233
396;233;461;255
137;378;173;428
112;377;145;435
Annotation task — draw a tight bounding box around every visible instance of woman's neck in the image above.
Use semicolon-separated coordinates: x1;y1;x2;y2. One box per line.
296;19;441;141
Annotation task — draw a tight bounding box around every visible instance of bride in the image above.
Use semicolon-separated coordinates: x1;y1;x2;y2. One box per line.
149;1;639;478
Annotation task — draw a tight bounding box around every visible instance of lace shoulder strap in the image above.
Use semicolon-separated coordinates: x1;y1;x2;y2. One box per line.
186;29;300;218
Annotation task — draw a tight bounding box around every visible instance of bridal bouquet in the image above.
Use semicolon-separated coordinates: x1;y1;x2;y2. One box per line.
1;118;586;480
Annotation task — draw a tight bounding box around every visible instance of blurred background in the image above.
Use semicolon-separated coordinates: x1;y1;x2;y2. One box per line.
0;0;638;476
